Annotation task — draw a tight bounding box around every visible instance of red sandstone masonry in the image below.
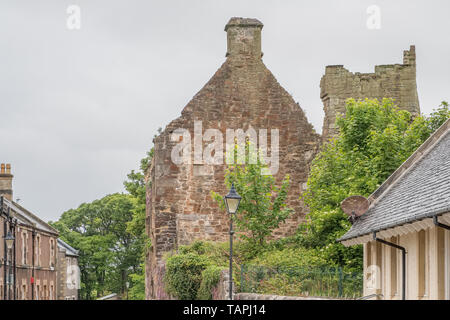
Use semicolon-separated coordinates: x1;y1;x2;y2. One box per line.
145;18;321;299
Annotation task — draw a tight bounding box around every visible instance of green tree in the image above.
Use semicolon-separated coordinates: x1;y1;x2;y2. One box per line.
299;98;450;271
212;145;292;251
50;193;140;299
121;128;160;299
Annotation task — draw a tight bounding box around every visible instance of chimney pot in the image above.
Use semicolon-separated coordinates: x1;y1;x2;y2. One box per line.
1;163;5;174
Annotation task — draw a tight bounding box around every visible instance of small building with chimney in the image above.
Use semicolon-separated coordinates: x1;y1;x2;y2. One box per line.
339;119;450;300
0;163;60;300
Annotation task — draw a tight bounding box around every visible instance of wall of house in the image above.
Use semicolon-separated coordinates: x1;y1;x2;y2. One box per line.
15;225;58;300
363;225;450;300
0;219;58;300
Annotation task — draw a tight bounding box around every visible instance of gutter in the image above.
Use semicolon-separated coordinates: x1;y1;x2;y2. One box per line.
339;207;450;243
373;232;406;300
433;216;450;231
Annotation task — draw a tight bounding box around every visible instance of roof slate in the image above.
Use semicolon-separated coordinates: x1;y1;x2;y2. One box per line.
339;120;450;241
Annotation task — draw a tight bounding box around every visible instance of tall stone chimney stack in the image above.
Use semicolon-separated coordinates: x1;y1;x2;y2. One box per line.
225;17;263;58
0;163;13;201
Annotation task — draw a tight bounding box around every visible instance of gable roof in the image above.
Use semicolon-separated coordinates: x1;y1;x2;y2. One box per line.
2;197;59;236
339;118;450;243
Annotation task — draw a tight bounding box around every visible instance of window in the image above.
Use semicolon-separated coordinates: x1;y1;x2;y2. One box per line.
36;285;40;300
35;235;41;267
21;232;26;265
50;239;55;267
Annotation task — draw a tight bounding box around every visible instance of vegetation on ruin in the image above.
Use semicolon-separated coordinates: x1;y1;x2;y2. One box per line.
211;144;293;253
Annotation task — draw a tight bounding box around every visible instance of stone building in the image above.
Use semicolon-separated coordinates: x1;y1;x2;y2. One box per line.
320;45;420;141
146;17;321;299
0;164;59;300
56;238;80;300
339;119;450;300
145;17;423;299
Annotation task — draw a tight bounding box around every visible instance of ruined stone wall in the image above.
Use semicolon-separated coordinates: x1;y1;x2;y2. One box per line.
320;45;420;141
145;18;321;299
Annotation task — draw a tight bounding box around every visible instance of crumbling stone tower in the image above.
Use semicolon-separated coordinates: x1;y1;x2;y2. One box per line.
320;45;420;141
145;18;321;299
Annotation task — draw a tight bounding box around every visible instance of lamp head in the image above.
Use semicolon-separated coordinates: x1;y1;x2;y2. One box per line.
224;183;241;214
4;231;15;250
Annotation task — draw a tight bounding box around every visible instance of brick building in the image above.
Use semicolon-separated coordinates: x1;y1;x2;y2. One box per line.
0;163;60;300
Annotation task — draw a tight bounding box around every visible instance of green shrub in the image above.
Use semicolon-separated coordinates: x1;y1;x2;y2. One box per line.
249;247;327;269
164;252;209;300
197;265;223;300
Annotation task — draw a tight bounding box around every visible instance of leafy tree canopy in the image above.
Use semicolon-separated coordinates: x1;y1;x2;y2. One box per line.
298;99;449;271
50;193;141;299
212;144;293;253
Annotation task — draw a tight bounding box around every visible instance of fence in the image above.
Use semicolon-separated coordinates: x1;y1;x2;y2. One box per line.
240;265;363;299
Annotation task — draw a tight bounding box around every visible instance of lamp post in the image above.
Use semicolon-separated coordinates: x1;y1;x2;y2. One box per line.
4;231;15;300
223;183;241;300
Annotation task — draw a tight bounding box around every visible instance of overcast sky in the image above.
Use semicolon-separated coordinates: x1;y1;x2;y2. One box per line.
1;0;449;222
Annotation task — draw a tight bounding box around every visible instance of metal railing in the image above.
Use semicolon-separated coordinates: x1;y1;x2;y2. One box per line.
240;265;363;299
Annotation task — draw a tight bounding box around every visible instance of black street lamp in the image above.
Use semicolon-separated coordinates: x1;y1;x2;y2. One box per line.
223;183;241;300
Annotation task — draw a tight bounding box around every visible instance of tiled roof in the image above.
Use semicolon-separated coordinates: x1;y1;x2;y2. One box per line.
339;119;450;242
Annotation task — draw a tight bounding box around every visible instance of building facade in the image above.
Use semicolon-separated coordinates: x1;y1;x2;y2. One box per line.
339;119;450;300
0;163;65;300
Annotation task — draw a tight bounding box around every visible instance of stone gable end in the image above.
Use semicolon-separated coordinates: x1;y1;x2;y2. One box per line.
145;17;321;299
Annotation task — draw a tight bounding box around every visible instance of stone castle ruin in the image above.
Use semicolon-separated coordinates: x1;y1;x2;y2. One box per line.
145;18;420;299
320;45;420;141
